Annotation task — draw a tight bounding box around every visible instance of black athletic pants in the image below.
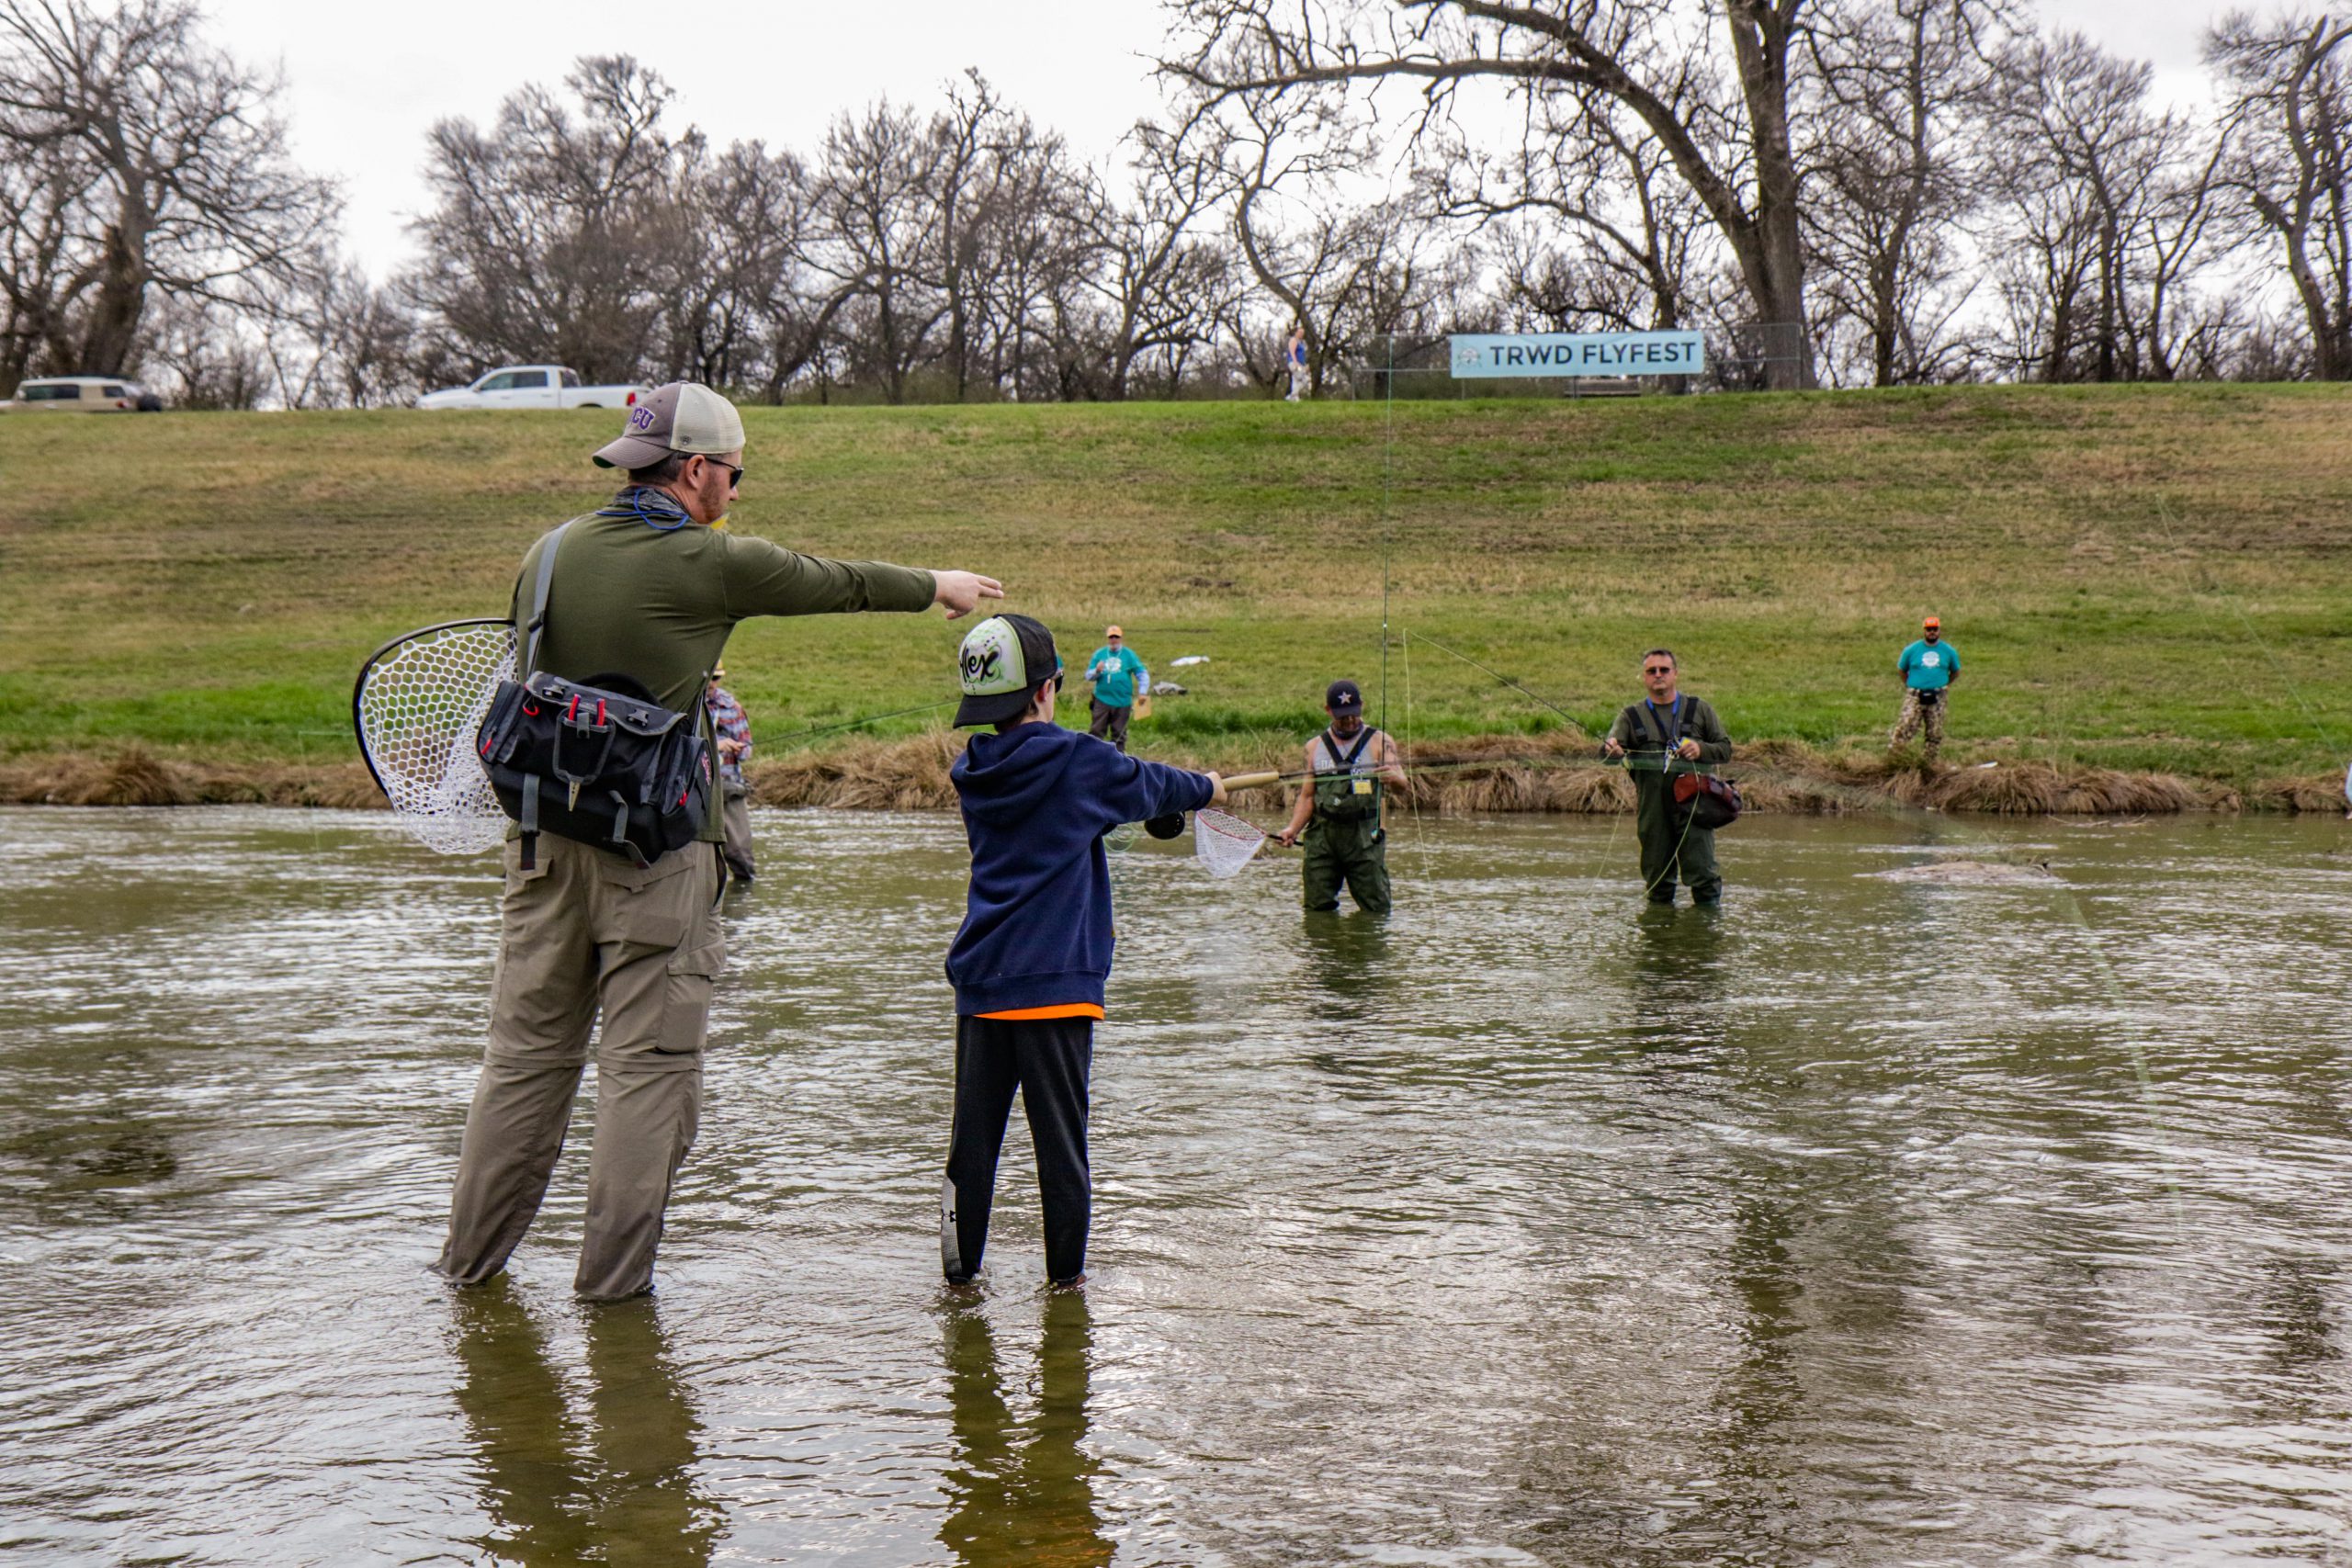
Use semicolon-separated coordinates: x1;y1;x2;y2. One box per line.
942;1014;1093;1284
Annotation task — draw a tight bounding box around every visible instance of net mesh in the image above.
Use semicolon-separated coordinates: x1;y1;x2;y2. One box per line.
1193;808;1266;878
355;620;516;854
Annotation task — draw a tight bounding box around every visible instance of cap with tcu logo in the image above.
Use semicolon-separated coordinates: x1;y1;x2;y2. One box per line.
593;381;747;469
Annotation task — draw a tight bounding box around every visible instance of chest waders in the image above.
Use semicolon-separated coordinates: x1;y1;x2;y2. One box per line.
1623;697;1722;905
1303;726;1392;914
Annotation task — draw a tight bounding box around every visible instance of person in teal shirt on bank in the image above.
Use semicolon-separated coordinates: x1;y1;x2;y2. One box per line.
1891;615;1960;761
1084;626;1148;752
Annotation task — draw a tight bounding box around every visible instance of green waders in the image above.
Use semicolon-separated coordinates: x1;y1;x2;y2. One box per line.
1302;725;1391;914
1302;816;1391;914
1634;775;1721;905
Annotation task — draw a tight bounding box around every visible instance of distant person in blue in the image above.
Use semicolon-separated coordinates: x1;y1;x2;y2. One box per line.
1285;324;1308;401
942;613;1225;1287
1083;626;1148;753
1892;615;1961;761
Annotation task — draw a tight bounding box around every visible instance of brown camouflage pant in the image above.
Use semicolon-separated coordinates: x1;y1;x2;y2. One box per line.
1891;689;1948;751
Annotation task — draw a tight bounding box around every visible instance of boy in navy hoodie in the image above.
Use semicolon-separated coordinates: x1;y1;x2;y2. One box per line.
942;614;1225;1287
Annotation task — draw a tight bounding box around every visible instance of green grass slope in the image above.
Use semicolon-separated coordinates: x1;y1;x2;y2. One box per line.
1;384;2346;788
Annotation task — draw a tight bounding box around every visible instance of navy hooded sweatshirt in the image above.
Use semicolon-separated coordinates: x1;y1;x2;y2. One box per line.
947;723;1216;1015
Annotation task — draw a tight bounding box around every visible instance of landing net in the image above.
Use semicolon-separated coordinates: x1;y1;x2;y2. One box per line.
1193;808;1266;878
353;618;516;854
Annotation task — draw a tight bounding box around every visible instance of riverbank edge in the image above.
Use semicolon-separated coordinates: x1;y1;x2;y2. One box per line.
4;734;2341;816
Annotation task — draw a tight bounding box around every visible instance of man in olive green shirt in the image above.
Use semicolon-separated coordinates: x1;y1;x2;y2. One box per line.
435;381;1003;1300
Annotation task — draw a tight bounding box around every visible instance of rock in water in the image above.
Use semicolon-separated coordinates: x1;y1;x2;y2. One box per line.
1871;858;2059;885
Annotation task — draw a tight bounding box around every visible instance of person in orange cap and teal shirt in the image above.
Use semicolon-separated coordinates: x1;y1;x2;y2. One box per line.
1893;615;1961;761
1083;626;1148;753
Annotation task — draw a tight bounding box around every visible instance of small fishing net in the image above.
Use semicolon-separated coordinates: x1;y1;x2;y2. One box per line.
353;619;516;854
1193;808;1266;878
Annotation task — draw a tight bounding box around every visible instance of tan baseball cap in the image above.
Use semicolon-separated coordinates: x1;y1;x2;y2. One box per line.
592;381;747;469
1105;625;1124;637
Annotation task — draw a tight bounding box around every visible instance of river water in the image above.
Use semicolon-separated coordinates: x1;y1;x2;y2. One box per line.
3;806;2350;1566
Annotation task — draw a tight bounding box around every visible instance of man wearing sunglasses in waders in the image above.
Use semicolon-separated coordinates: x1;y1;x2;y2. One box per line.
1272;679;1408;915
434;382;1004;1302
1603;649;1735;906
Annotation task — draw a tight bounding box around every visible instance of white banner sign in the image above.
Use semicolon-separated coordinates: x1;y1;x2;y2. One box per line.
1450;331;1706;378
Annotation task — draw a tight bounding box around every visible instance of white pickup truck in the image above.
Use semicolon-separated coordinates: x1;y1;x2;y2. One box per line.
413;365;644;411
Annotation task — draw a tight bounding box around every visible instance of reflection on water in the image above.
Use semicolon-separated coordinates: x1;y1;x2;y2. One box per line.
450;1281;717;1567
939;1292;1111;1568
2;805;2351;1564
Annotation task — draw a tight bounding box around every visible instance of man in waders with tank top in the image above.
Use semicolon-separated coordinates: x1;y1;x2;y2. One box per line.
1602;648;1734;906
1273;679;1408;914
432;381;1003;1301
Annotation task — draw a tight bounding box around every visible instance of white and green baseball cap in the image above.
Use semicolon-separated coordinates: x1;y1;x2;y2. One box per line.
955;614;1061;727
593;381;746;469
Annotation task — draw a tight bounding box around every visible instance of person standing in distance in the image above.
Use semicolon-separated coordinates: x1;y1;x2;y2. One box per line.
434;381;1003;1301
705;664;755;886
942;614;1226;1287
1603;649;1734;906
1284;325;1309;402
1083;626;1148;753
1272;679;1407;915
1891;615;1961;762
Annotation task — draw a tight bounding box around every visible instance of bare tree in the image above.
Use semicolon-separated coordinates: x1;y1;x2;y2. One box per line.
257;260;422;408
0;0;337;389
1989;32;2219;382
401;55;692;383
2209;9;2352;378
1077;120;1232;399
805;98;953;402
1161;0;1823;388
1421;91;1710;333
1804;0;2016;385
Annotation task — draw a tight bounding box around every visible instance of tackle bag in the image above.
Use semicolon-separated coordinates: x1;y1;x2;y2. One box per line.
1672;772;1743;831
474;520;712;868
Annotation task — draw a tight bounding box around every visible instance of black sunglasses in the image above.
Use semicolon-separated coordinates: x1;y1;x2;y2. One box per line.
693;454;743;486
1644;665;1675;675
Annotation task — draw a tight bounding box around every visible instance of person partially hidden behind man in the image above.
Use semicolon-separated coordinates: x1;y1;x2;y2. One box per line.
1272;679;1407;915
1602;649;1735;907
705;663;755;885
433;381;1002;1301
1891;615;1961;763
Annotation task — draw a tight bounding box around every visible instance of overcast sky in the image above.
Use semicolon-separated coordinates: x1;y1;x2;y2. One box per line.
200;0;2243;278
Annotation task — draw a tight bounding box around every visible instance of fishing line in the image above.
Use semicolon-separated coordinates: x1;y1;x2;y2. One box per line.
1403;629;1591;736
1379;331;1396;735
763;697;962;751
1402;629;1425;852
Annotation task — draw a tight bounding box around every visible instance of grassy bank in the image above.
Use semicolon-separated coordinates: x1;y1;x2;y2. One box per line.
2;385;2347;806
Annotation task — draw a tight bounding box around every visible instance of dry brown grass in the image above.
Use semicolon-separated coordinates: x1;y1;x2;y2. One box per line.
0;747;382;807
2248;773;2348;813
0;732;2327;817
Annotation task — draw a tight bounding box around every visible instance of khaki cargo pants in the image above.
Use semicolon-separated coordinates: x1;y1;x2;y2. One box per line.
1891;688;1948;753
435;835;725;1300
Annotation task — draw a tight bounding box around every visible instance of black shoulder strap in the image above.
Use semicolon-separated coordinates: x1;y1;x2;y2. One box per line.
1337;726;1375;770
521;520;573;678
1628;701;1668;750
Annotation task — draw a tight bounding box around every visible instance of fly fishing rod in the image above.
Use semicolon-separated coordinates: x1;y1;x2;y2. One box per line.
1199;749;1690;792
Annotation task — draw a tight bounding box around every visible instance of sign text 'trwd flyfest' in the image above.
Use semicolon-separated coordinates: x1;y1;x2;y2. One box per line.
1449;331;1707;378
